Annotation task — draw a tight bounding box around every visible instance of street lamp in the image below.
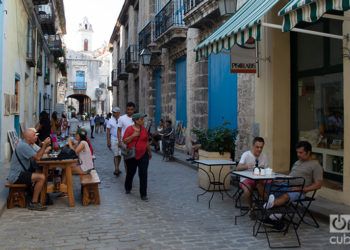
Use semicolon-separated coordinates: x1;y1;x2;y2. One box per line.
218;0;237;16
140;48;152;66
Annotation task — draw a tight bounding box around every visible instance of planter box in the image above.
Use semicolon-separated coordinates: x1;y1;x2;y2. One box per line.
198;150;232;191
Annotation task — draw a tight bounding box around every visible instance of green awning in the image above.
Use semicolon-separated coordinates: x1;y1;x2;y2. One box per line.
279;0;350;32
195;0;280;60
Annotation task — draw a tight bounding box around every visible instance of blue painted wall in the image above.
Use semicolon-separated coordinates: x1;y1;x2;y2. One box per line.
208;51;237;129
175;56;187;127
154;68;162;125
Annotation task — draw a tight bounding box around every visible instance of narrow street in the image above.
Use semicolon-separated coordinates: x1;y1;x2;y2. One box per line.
0;128;339;249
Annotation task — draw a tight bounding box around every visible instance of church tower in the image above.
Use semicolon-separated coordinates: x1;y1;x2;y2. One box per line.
78;17;93;51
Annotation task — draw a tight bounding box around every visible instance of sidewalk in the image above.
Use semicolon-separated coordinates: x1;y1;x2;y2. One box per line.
167;147;350;222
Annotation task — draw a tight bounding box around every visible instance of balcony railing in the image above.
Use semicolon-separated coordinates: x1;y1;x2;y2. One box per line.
111;69;118;86
35;4;55;35
26;24;35;67
125;45;139;73
33;0;49;5
117;59;128;80
184;0;204;13
155;0;185;39
139;21;154;52
72;82;87;90
46;35;63;57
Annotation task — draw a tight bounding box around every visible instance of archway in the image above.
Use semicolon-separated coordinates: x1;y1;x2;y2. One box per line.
66;94;91;115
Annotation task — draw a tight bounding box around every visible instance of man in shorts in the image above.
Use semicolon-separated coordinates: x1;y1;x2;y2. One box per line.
237;137;268;215
7;128;51;211
107;107;122;176
264;141;323;209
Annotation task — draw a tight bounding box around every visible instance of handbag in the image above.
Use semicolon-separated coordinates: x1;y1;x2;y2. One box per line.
57;145;78;160
121;129;141;160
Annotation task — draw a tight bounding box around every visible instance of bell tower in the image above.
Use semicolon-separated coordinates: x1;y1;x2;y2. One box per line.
78;17;93;51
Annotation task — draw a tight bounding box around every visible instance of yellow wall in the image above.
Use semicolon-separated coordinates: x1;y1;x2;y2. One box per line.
255;2;291;174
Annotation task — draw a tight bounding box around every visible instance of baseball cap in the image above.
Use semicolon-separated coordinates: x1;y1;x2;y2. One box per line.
112;107;121;113
28;128;39;135
132;113;147;120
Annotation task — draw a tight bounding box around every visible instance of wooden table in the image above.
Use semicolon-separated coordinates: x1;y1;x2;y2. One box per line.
37;159;78;207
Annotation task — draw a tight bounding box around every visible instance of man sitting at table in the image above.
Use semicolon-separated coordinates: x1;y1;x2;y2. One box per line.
236;137;268;218
264;141;323;211
7;128;51;211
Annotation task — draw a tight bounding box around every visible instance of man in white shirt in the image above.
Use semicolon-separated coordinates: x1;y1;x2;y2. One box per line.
237;137;268;214
68;112;80;136
117;102;135;171
107;107;122;176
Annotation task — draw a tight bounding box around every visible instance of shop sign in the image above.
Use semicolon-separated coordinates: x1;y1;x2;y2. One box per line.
230;43;256;73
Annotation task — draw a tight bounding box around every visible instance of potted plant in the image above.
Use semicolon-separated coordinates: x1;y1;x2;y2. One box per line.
192;122;238;160
192;123;238;191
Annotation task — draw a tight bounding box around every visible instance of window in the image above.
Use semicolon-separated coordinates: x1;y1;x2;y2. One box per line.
75;71;86;89
292;17;343;182
84;39;88;51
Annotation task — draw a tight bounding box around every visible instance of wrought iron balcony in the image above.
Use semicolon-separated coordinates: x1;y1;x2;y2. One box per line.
139;21;154;52
111;69;118;86
35;4;56;35
71;82;87;90
125;45;139;73
155;0;187;47
33;0;49;5
184;0;204;13
26;25;36;67
117;59;128;80
46;35;63;58
183;0;220;28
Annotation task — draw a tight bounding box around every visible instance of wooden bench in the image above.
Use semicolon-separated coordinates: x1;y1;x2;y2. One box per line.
5;183;27;209
80;170;101;206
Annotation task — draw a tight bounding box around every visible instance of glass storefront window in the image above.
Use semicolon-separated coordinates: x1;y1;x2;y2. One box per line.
294;18;344;180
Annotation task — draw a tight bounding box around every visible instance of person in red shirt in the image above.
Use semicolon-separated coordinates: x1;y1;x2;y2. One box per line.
123;113;152;201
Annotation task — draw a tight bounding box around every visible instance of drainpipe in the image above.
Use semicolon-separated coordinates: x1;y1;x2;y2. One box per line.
0;1;4;163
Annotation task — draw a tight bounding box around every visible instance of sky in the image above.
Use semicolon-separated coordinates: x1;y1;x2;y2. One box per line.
63;0;123;51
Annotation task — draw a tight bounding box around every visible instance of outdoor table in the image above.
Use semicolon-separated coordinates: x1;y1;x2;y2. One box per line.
37;158;78;207
194;159;236;208
231;170;292;224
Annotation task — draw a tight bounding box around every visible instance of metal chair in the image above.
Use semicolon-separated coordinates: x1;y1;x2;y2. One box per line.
292;190;319;230
253;176;305;248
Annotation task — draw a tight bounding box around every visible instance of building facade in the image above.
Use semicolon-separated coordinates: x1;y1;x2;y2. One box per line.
0;0;66;163
65;17;111;117
109;0;239;152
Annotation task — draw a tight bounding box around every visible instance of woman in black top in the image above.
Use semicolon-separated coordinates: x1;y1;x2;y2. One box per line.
35;111;51;144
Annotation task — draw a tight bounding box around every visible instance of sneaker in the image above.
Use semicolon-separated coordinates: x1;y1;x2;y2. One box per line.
269;213;283;221
141;196;149;201
186;157;194;161
263;194;275;209
28;202;47;211
114;170;122;177
260;217;276;227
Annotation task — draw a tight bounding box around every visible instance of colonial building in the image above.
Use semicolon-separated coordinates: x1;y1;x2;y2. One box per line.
0;0;66;163
109;0;239;152
65;17;111;116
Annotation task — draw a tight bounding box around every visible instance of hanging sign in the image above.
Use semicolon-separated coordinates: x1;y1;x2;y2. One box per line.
230;43;256;73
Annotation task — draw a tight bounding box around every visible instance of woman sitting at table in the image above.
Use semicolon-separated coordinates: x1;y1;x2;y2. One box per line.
68;129;94;174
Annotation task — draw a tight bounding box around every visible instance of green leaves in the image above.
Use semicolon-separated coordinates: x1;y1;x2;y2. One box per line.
192;123;238;155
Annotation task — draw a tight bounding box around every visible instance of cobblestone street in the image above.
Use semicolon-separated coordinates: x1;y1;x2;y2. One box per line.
0;130;345;249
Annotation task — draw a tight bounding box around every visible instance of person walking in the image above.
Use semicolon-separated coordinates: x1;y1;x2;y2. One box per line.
123;113;152;201
89;114;95;138
68;112;80;136
94;114;100;134
107;107;122;176
117;102;136;170
60;113;69;139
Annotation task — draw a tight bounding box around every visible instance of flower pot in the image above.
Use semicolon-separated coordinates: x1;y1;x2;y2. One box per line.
198;149;231;191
